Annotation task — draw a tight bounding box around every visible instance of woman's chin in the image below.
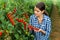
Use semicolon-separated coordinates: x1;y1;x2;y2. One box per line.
34;14;38;17
35;15;39;17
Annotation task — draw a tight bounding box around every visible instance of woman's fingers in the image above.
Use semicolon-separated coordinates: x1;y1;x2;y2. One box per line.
34;29;39;32
34;29;42;32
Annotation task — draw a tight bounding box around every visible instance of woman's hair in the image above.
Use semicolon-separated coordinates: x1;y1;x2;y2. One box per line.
36;2;48;15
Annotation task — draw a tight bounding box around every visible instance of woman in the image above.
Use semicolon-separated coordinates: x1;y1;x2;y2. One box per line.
29;2;51;40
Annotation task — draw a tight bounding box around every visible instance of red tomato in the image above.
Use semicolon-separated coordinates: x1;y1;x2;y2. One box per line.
28;24;39;31
7;13;11;18
23;13;29;19
0;32;2;36
33;27;39;31
7;14;15;26
13;7;16;13
24;24;26;30
28;24;34;30
10;18;15;26
16;18;24;23
23;22;27;25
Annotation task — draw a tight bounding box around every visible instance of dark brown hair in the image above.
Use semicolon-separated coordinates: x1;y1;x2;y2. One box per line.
36;2;48;15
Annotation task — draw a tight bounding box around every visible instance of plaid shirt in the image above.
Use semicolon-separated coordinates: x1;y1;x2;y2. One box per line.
29;14;51;40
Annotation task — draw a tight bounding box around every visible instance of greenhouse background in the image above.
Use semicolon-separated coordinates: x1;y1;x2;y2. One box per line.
0;0;60;40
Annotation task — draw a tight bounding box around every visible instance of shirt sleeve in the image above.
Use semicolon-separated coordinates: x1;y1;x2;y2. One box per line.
29;16;35;35
29;16;32;25
29;16;33;33
41;18;51;40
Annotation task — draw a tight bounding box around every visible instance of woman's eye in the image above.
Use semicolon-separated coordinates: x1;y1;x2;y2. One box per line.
34;10;40;12
37;11;39;12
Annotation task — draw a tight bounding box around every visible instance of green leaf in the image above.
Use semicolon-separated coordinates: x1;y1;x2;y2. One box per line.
14;33;19;40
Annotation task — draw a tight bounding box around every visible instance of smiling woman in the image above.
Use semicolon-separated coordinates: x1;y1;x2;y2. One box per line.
29;2;51;40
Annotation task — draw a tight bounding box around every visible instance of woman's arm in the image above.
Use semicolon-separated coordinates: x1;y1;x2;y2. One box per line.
41;18;51;40
29;15;34;33
39;29;46;34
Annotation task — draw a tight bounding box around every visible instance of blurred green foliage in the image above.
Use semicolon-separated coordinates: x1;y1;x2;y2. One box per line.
1;0;59;40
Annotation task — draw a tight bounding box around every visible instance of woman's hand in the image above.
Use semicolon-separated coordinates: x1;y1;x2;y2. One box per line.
34;29;46;34
34;29;42;32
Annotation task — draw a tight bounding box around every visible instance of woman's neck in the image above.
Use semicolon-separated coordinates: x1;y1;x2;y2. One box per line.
37;14;44;24
38;14;43;19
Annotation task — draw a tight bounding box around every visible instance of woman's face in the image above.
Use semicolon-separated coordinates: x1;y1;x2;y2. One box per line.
34;7;44;17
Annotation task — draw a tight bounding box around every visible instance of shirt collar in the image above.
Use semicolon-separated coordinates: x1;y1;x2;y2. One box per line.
34;14;46;20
